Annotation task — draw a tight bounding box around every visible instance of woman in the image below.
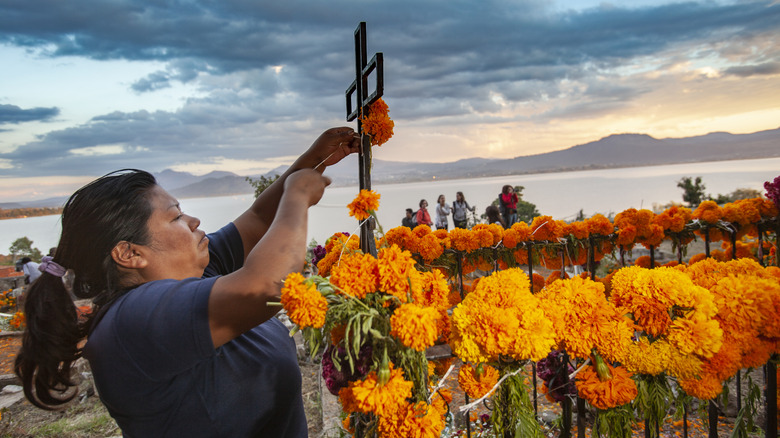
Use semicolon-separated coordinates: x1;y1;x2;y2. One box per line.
451;191;475;229
15;127;360;437
486;205;506;228
499;185;518;228
415;199;433;227
434;194;451;230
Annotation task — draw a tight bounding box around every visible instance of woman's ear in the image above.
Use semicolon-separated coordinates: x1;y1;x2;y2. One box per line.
111;241;148;270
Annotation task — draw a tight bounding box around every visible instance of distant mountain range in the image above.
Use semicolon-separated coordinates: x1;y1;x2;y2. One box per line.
3;127;778;208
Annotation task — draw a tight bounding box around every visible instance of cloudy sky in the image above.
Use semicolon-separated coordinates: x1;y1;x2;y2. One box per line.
1;0;779;201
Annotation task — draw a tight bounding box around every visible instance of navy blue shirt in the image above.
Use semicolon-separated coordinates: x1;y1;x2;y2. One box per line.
84;223;306;437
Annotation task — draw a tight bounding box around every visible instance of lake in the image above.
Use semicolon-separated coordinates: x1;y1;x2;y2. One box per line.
2;157;778;255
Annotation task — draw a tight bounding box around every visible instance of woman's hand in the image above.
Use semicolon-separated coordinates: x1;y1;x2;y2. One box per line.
306;127;361;171
284;169;331;207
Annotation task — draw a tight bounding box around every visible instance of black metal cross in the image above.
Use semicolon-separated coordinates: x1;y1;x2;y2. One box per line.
345;21;383;256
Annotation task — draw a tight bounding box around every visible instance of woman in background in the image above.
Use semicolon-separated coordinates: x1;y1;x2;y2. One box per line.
416;199;433;227
434;194;451;230
451;191;475;229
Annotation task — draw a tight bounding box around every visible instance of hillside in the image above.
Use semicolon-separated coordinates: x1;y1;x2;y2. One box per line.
5;127;779;207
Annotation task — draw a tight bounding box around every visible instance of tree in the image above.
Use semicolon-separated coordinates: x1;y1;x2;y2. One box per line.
711;187;762;204
246;174;280;198
9;237;42;261
677;176;706;208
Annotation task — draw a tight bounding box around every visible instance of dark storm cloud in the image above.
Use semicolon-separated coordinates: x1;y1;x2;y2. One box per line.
724;61;780;77
1;0;778;177
0;104;60;124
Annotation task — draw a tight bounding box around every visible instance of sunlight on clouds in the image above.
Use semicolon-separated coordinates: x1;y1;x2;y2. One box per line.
69;145;126;156
0;159;12;169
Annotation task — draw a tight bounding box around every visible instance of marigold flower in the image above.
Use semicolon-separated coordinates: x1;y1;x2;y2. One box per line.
576;363;637;410
451;268;555;362
390;303;440;351
377;400;445;438
330;252;379;299
458;363;500;399
692;200;722;224
412;269;450;308
347;189;380;221
361;98;394;146
280;272;328;328
376;244;418;302
339;365;413;417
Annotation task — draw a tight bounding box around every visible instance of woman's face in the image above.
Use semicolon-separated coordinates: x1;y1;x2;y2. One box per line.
138;186;210;280
438;196;445;204
421;200;428;209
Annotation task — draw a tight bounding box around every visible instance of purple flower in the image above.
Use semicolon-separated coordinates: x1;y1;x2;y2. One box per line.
320;344;374;395
765;175;780;209
311;245;327;267
536;350;576;403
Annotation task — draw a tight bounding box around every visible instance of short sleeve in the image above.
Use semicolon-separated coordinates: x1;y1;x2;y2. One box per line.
203;222;244;277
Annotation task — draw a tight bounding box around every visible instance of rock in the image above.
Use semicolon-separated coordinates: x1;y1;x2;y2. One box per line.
0;384;21;394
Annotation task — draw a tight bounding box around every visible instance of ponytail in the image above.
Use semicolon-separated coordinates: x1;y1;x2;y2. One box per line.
15;273;84;408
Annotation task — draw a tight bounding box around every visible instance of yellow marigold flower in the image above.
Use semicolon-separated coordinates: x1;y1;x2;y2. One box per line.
451;269;555;362
458;363;500;399
347;189;380;221
576;363;637;410
338;365;413;417
667;317;722;359
537;276;633;363
361;98;394;146
390;303;440;351
330;252;379;299
280;272;328;328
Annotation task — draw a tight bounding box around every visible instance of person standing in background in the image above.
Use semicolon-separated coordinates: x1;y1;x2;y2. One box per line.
434;194;451;230
402;208;416;228
451;191;475;229
416;199;433;227
486;205;506;228
499;185;518;228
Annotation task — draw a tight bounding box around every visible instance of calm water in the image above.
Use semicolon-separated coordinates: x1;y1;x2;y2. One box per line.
2;157;778;255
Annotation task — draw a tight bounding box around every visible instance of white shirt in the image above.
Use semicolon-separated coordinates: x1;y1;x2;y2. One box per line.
23;261;42;283
435;203;451;228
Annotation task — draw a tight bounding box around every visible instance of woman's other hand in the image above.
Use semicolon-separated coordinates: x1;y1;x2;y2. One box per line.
284;169;331;207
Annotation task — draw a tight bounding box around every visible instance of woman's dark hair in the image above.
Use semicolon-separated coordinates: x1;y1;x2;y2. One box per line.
419;199;427;208
455;191;465;202
15;169;157;409
501;185;512;194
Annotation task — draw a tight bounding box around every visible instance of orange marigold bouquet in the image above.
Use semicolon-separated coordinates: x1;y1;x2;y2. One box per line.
282;235;451;436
